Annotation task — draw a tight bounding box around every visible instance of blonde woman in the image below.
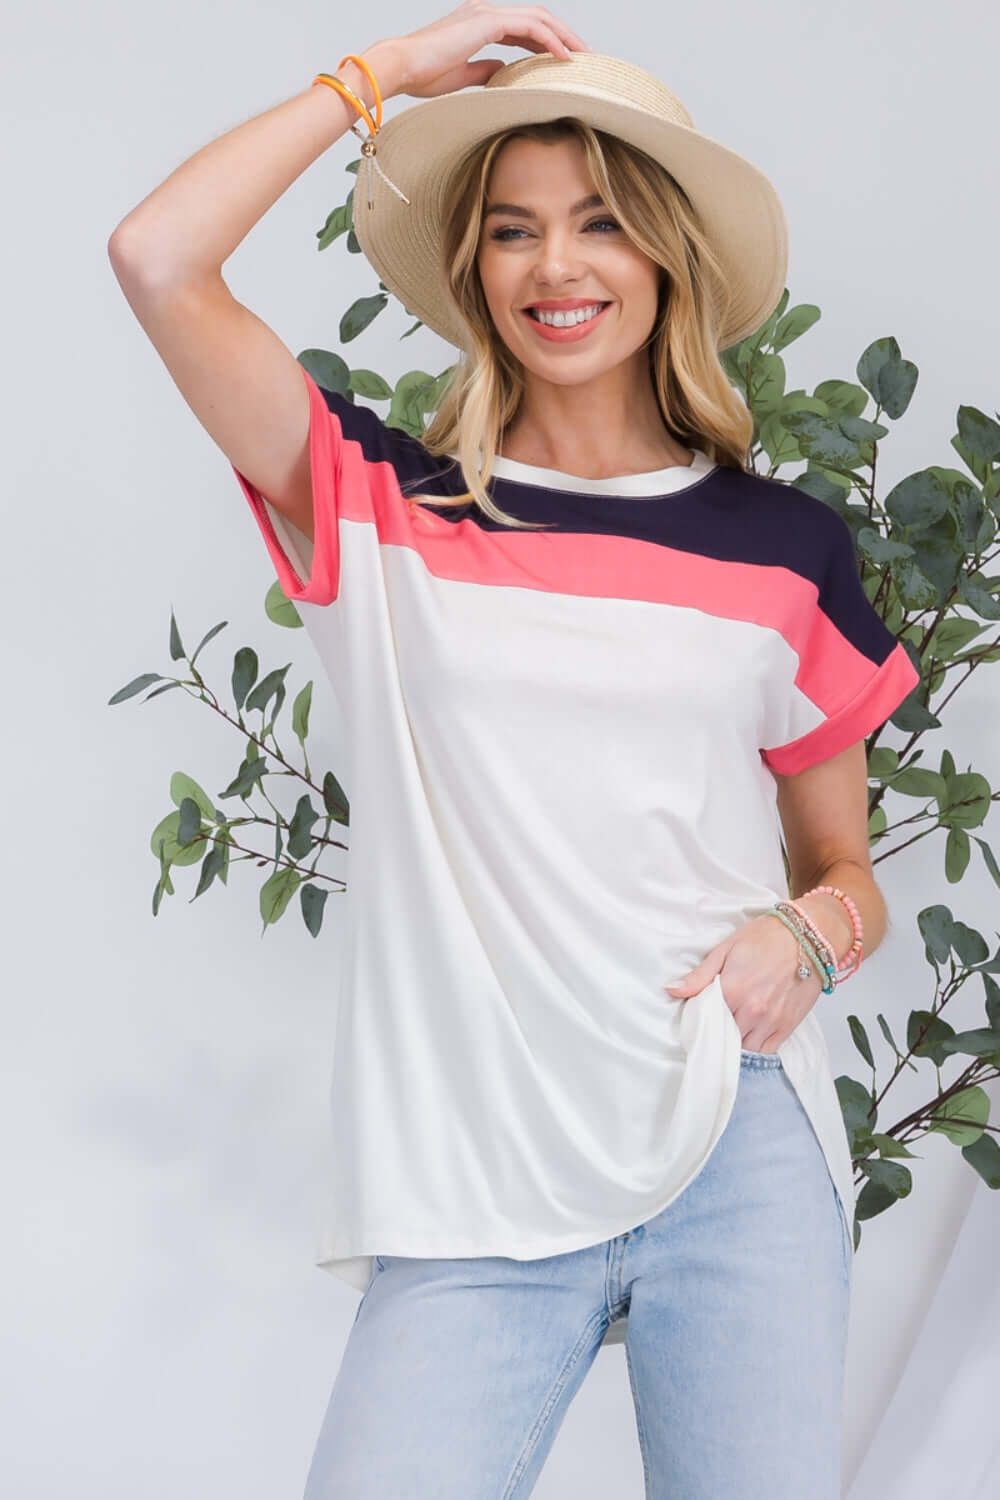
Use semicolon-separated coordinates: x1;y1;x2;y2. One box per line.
109;5;918;1496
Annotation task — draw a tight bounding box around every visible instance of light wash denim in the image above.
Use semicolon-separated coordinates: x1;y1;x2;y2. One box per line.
303;1049;853;1500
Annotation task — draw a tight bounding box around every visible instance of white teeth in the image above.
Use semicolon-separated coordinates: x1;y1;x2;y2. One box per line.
530;302;605;327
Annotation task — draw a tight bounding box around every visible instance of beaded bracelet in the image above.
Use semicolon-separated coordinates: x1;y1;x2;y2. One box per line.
764;884;864;993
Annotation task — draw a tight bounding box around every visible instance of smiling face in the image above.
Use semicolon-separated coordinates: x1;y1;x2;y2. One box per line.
476;134;665;391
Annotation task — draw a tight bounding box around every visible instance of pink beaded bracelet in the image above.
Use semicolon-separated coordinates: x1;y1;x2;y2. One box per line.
790;884;864;983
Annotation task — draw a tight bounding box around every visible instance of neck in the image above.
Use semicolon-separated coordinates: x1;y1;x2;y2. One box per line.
502;370;690;476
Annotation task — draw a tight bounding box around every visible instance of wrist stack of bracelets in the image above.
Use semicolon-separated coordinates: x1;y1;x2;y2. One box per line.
766;887;864;994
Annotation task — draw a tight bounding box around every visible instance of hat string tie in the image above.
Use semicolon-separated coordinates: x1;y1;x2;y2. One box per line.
312;58;411;211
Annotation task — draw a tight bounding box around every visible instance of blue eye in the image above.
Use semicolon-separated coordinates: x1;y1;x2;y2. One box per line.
489;218;621;242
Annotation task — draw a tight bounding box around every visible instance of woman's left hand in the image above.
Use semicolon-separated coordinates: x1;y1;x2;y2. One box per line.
663;914;824;1053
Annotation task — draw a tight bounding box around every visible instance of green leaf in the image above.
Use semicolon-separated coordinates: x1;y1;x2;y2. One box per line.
770;303;821;353
929;617;988;659
322;770;350;825
298;348;353;395
855;527;914;566
856;336;919;420
745;287;790;355
791;467;851;506
152;858;174;914
219;756;268;801
812;380;870;418
927;1084;990;1146
855;1176;901;1222
192;840;227;899
211;827;231;887
847;1015;874;1068
259;865;301;929
972;837;1000;890
867;747;899;780
350;368;393;399
859;1157;913;1200
143;681;185;702
746;353;786;414
265;580;304;629
757;410;802;468
883;469;951;529
176;796;202;850
987;973;1000;1027
149;809;204;867
949;919;989;966
190;620;228;667
956;405;1000;465
907;1007;956;1064
956;572;1000;621
387;369;438;435
961;1130;1000;1187
889;766;946;799
108;672;164;705
945;826;970;882
170;772;216;822
893;555;940;610
232;647;259;711
781;410;873;469
340;292;389;343
245;664;291;720
870;1132;918;1158
287;793;320;860
835;1074;877;1142
917;904;955;966
938;1027;1000;1059
938;771;991;830
300;882;331;937
316;200;352;250
169;608;186;662
292;680;313;746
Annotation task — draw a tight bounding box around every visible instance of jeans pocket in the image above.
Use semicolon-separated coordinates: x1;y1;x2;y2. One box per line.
740;1047;783;1067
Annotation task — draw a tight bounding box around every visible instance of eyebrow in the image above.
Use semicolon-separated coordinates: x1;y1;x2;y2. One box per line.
482;193;606;221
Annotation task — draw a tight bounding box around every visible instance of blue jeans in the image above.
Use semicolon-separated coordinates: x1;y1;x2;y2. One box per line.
303;1050;852;1499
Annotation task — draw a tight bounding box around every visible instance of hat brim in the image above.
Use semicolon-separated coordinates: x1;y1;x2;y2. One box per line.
352;78;788;352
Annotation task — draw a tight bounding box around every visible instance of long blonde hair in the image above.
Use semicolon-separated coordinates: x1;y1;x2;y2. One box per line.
399;117;755;530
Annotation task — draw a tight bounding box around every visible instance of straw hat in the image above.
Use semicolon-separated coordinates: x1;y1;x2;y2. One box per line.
349;49;788;352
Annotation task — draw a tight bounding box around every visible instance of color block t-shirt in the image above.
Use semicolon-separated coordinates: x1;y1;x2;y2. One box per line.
231;365;919;1347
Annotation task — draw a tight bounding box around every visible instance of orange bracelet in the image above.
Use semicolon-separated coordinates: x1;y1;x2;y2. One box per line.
312;53;383;133
311;54;409;211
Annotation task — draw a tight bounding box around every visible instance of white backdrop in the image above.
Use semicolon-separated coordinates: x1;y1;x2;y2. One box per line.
4;1;998;1494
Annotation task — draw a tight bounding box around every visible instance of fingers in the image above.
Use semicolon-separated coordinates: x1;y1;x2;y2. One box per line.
491;4;592;59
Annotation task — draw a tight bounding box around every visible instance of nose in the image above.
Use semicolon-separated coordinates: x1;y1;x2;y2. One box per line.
528;226;589;290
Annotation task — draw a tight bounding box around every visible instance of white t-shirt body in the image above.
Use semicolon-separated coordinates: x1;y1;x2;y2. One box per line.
231;366;918;1347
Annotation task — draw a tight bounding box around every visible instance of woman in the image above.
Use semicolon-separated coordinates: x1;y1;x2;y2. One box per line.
108;5;920;1496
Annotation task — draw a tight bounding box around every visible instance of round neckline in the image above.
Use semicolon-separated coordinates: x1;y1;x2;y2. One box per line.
484;447;717;497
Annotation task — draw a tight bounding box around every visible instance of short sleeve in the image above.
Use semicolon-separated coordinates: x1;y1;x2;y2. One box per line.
760;509;921;775
229;363;417;607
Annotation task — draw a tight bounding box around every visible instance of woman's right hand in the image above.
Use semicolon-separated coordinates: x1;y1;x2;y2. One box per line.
379;2;593;101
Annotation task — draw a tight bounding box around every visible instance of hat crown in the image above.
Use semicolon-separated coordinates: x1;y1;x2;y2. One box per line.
483;51;695;132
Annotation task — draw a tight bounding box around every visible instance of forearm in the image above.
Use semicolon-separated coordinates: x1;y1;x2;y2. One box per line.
791;859;889;969
107;39;405;287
